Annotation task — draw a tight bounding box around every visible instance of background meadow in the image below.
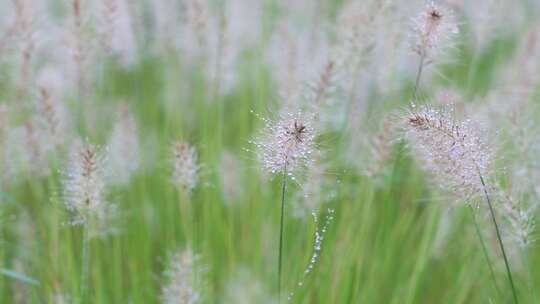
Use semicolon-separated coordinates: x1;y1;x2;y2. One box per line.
0;0;540;303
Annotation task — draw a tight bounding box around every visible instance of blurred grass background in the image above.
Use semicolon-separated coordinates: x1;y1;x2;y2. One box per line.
0;0;539;303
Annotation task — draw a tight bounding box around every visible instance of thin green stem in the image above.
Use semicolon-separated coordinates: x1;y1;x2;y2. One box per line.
413;54;425;101
413;55;426;101
80;224;90;304
278;168;287;303
479;175;519;304
468;204;502;299
464;48;480;97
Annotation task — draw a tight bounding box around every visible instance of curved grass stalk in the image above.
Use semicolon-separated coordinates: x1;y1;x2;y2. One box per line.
478;174;519;304
406;106;518;303
468;204;502;299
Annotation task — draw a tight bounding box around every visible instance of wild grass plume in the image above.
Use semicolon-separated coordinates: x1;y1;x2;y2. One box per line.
252;109;318;302
252;111;316;177
171;141;199;193
405;104;518;303
161;249;201;304
405;104;492;199
62;140;108;226
410;1;459;96
410;2;459;63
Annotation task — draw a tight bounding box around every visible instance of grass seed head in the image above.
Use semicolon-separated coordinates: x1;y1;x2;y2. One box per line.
500;194;537;249
172;141;199;193
405;104;493;200
252;111;316;176
161;249;201;304
410;1;459;62
62;140;108;225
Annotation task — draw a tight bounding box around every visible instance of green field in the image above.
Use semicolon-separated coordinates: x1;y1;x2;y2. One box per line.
0;0;539;303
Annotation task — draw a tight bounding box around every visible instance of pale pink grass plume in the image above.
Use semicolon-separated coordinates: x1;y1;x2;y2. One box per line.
171;141;199;193
410;1;459;62
252;111;316;177
405;104;493;200
62;140;111;227
161;249;202;304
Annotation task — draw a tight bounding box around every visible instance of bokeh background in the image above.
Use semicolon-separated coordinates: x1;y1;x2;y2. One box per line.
0;0;540;303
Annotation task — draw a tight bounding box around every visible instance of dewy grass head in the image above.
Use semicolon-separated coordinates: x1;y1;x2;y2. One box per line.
252;111;316;178
410;1;459;62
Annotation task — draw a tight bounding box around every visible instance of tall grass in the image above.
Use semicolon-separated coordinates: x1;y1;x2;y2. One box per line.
0;0;539;303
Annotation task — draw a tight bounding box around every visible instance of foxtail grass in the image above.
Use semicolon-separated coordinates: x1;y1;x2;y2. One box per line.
406;105;518;303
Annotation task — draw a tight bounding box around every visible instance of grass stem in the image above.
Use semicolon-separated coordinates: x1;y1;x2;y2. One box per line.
413;54;425;100
468;204;502;299
479;174;519;304
81;224;90;304
278;168;287;303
